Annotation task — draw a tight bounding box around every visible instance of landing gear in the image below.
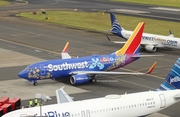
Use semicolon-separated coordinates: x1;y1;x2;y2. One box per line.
90;78;96;83
33;82;38;86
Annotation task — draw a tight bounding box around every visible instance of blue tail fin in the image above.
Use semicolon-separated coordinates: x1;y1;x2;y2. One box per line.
110;12;122;34
159;58;180;90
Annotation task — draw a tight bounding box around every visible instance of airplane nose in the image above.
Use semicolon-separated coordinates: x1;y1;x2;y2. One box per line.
18;70;27;79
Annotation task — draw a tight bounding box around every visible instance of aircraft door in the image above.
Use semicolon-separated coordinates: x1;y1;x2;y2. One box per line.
86;110;90;117
20;114;28;117
159;94;166;108
81;110;90;117
40;64;45;75
81;111;85;117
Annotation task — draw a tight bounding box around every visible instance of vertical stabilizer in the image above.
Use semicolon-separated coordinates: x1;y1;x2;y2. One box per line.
159;58;180;90
115;22;145;55
110;12;122;34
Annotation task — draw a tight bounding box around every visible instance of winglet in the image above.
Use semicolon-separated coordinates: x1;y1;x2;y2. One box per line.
62;42;69;53
169;30;174;37
61;42;71;59
146;62;157;74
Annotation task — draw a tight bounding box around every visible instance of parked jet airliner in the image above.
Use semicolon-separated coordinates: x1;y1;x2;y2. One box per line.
108;12;180;52
3;57;180;117
18;22;157;86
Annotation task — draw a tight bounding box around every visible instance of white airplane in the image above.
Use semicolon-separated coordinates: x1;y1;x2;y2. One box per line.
108;12;180;52
3;57;180;117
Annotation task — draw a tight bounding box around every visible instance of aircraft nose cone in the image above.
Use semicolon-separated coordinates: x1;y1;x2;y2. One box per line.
18;70;27;79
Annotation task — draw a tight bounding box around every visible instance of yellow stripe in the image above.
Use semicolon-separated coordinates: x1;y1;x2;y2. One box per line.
116;22;143;55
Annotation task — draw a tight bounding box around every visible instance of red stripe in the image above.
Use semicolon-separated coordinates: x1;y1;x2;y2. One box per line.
125;23;144;54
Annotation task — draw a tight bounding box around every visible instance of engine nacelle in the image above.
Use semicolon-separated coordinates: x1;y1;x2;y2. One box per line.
70;74;90;85
145;45;157;52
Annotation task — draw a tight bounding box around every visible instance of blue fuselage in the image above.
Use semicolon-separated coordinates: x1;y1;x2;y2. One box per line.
19;53;139;82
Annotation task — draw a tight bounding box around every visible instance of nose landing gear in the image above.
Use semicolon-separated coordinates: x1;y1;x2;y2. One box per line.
33;81;38;86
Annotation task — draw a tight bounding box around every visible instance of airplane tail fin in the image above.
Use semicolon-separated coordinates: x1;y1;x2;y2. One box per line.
115;22;145;55
159;57;180;90
110;12;123;34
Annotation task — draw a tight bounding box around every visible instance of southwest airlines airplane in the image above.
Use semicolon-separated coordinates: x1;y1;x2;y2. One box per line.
18;22;157;86
108;12;180;52
3;57;180;117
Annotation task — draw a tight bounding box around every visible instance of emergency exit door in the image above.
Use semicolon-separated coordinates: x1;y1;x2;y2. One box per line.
159;94;166;108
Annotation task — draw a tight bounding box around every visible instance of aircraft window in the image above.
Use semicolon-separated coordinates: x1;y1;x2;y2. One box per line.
153;102;155;104
94;110;96;113
145;103;147;105
100;110;102;112
91;111;93;114
71;114;73;117
132;105;133;107
117;107;119;110
106;109;108;111
134;105;136;107
148;102;150;105
103;109;105;112
78;113;80;116
97;110;99;113
25;68;33;71
143;103;144;106
151;102;153;104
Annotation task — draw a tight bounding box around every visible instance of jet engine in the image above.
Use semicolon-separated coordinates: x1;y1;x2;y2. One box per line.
145;45;157;52
70;74;90;85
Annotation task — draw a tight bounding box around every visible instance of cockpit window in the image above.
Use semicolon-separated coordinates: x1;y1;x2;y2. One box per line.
25;68;34;72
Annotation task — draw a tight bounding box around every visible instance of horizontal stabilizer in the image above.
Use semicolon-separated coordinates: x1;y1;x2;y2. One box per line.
169;30;174;37
110;30;118;34
71;62;156;75
56;86;74;104
174;94;180;100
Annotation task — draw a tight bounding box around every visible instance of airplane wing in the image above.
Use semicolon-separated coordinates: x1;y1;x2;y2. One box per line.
106;35;126;44
61;42;72;59
56;86;74;104
71;62;156;75
132;54;164;57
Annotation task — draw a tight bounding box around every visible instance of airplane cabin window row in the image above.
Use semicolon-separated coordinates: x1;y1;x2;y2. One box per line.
70;101;155;117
